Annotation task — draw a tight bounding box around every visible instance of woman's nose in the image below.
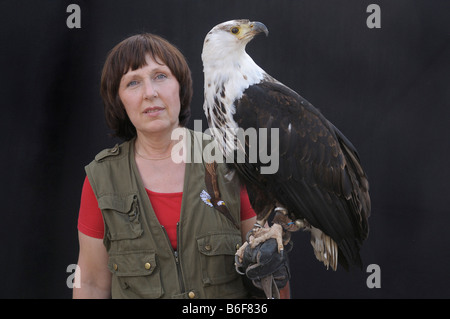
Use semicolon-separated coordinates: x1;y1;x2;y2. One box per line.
143;80;158;99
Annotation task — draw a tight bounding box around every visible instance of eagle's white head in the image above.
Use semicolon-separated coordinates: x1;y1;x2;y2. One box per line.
202;20;270;155
202;19;268;66
202;19;269;95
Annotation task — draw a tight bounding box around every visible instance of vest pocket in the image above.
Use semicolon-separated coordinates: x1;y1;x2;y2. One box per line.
196;232;242;286
108;250;163;298
98;194;143;241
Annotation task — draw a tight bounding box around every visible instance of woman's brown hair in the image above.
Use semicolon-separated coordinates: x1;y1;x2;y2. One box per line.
100;33;192;140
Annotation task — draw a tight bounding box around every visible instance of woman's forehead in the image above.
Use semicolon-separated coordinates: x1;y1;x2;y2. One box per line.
122;54;169;75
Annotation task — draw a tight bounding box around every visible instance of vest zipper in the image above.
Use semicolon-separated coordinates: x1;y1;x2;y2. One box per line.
161;225;185;294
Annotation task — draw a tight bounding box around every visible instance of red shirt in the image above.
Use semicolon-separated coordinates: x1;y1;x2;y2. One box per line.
78;177;256;250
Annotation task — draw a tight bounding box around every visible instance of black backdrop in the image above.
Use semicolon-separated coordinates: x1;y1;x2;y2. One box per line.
1;0;449;299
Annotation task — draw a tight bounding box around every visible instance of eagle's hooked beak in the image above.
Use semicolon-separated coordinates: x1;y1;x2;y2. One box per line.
250;21;269;37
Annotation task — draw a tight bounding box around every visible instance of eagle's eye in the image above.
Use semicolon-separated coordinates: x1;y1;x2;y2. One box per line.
231;27;240;35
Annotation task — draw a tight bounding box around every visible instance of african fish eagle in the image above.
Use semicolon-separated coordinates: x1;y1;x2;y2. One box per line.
201;19;370;271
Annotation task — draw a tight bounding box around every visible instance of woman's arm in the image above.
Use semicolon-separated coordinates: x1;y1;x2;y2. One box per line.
240;216;256;243
73;231;112;299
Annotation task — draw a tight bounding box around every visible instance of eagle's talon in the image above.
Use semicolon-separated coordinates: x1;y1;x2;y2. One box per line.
246;227;257;243
235;253;246;275
235;241;249;264
248;223;285;253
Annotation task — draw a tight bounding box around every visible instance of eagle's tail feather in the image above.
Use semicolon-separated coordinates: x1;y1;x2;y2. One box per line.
309;226;338;271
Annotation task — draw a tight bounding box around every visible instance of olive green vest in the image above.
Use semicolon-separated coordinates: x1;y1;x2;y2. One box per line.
85;129;248;299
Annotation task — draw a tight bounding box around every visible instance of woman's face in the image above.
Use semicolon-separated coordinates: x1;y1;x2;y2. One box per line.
118;55;181;136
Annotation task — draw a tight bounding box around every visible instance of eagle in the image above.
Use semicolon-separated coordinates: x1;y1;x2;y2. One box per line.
201;19;370;272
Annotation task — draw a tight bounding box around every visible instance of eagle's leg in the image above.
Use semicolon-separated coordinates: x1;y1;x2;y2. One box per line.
236;205;304;264
250;223;284;253
235;204;273;264
250;205;303;254
242;205;303;253
254;204;274;228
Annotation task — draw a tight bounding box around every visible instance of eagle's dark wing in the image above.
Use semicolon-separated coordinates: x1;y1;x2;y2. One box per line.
233;81;370;269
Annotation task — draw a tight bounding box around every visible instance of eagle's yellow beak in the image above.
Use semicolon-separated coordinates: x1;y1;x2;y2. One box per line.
235;21;269;40
250;21;269;37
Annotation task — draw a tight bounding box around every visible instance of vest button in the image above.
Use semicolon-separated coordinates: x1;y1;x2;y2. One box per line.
113;264;118;271
188;291;196;299
204;244;211;251
144;262;151;270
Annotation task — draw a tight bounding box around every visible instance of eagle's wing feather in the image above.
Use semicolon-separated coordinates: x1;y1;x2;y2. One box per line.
233;81;370;269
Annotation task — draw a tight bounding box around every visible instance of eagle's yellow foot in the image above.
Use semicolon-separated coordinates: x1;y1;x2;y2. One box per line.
235;241;248;264
249;223;285;254
235;223;284;274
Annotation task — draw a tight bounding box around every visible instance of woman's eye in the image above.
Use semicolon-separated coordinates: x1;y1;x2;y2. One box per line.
127;80;139;87
155;73;167;80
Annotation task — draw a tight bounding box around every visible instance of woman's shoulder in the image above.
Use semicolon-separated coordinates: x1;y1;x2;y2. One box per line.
91;139;134;163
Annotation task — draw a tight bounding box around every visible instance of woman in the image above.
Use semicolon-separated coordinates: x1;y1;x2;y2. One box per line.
73;33;258;298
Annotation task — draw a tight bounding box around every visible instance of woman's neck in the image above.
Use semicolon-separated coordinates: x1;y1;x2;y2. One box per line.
134;126;186;161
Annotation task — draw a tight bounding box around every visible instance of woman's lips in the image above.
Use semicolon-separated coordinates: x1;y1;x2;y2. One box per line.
143;106;165;116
